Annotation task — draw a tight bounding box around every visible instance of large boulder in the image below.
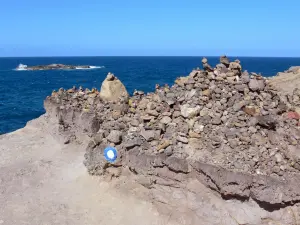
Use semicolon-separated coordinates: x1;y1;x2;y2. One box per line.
100;73;129;102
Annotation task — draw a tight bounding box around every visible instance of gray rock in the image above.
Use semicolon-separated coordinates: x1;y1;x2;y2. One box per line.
211;135;222;146
225;128;238;139
166;98;176;106
214;88;222;94
180;104;200;118
228;139;239;148
248;126;257;133
140;129;156;141
200;108;209;117
189;70;198;78
177;135;189;144
220;55;230;67
172;110;181;118
256;115;277;130
193;122;204;133
233;100;247;112
186;89;197;99
147;102;156;110
212;117;222;125
248;79;265;91
241;71;250;84
203;63;213;72
147;109;159;117
235;84;247;92
124;137;143;149
275;153;283;163
107;130;122;144
160;116;172;124
84;144;107;175
150;140;159;147
165;157;189;173
165;146;173;156
94;132;104;144
206;102;213;109
130;119;140;127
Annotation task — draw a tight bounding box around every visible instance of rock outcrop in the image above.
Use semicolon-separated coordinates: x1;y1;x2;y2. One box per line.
44;57;300;224
16;63;98;71
268;66;300;95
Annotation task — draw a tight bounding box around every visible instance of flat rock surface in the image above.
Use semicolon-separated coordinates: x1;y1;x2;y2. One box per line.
0;117;170;225
269;69;300;95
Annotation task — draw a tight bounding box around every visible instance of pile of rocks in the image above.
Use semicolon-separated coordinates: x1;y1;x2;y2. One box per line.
44;56;300;207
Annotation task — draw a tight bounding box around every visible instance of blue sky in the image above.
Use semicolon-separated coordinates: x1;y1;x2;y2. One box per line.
0;0;299;57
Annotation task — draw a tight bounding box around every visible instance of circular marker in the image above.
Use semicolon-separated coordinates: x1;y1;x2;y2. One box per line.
104;146;117;163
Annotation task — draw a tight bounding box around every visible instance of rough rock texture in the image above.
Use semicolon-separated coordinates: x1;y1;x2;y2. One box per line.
268;66;300;95
44;59;300;224
99;72;129;102
0;117;176;225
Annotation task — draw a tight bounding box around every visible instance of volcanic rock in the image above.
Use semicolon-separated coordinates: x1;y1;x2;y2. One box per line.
249;78;266;91
220;55;230;67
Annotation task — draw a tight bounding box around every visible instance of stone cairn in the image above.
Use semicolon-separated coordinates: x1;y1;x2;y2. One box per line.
45;56;300;207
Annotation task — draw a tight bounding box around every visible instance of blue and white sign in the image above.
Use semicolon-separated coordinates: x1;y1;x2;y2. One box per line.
104;146;118;163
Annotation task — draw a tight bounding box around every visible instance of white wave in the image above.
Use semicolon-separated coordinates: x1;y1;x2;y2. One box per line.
75;66;105;70
15;68;28;71
14;65;105;71
15;64;28;71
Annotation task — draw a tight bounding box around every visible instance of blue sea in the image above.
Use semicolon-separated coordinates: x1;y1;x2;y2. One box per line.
1;56;300;134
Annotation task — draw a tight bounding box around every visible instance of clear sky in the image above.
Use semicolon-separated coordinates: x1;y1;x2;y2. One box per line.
0;0;299;57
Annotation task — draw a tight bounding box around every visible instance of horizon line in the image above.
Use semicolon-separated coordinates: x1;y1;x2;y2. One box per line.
1;55;300;58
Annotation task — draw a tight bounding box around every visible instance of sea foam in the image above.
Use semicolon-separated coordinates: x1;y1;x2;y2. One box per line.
14;65;105;71
75;66;105;70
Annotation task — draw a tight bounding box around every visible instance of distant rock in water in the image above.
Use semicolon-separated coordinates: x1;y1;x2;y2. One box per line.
15;63;102;71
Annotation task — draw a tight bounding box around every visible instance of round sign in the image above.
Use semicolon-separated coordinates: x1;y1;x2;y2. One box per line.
104;146;118;163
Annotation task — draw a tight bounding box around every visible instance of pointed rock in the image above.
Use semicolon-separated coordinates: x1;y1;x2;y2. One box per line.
100;73;129;102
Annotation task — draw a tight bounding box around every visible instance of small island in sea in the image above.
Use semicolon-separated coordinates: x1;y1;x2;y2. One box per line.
16;63;102;71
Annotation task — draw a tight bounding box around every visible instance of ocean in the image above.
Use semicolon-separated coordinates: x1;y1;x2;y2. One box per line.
1;56;300;134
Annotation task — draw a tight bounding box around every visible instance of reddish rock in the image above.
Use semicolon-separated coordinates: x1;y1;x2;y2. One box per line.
286;111;300;120
243;106;259;116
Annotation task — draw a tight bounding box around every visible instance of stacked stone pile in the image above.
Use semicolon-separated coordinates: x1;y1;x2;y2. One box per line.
44;56;300;207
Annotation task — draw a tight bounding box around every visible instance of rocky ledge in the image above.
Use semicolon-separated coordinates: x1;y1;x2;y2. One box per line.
268;66;300;95
44;56;300;210
17;63;97;70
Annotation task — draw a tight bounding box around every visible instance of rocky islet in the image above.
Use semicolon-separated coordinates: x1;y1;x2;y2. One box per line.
44;55;300;209
16;63;98;70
